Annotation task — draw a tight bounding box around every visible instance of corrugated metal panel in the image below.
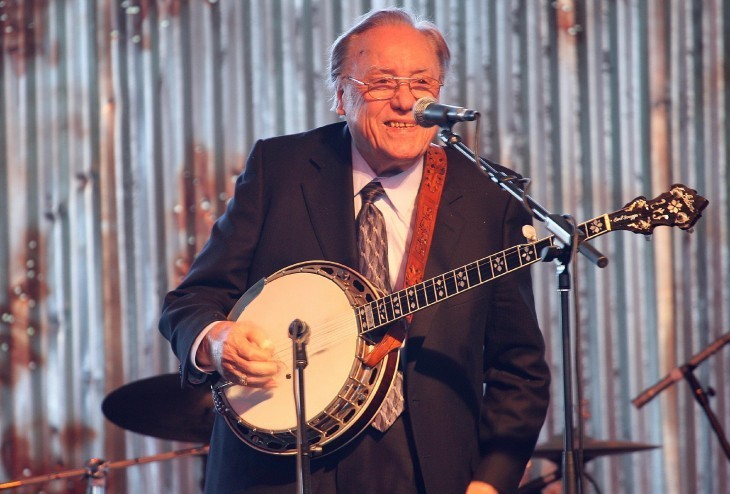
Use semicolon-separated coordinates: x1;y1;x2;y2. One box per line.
0;1;727;492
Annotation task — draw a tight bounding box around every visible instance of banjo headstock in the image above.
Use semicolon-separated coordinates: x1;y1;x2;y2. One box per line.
604;184;708;235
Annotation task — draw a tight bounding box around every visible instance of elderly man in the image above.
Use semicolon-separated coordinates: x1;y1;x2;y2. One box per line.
160;7;550;494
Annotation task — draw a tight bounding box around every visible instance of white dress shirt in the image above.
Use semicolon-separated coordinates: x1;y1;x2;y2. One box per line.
351;143;423;291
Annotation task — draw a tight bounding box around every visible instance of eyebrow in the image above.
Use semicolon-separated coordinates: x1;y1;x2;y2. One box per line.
363;67;434;76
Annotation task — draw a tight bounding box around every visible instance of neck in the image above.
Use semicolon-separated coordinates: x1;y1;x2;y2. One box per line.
361;153;423;177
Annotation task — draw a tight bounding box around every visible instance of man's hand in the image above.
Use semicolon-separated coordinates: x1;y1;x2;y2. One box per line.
196;320;279;387
466;480;500;494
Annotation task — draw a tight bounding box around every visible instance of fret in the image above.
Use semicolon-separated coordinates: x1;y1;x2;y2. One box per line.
433;274;448;300
466;262;480;286
423;279;437;305
577;222;589;238
377;297;391;324
478;258;492;282
391;292;404;318
356;307;364;333
406;285;419;313
490;252;506;277
361;305;374;331
372;300;382;326
387;295;397;320
428;278;438;301
382;297;396;323
400;290;410;309
416;280;430;309
517;243;538;266
531;238;551;260
443;270;458;294
454;266;470;292
389;295;398;319
368;300;382;327
504;246;521;272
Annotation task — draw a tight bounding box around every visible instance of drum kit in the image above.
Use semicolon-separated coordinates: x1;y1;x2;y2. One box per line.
0;374;658;492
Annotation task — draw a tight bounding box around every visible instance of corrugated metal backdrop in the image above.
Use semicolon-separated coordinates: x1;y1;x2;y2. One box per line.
1;0;728;492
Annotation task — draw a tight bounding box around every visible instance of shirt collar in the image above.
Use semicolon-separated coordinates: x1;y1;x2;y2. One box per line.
351;143;424;222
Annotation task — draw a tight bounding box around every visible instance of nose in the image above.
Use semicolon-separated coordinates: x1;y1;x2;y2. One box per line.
391;81;417;110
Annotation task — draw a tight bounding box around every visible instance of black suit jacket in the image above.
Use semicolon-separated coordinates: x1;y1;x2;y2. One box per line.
159;122;550;494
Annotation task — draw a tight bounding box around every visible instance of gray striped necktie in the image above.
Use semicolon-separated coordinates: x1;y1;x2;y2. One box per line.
357;181;391;293
356;180;405;432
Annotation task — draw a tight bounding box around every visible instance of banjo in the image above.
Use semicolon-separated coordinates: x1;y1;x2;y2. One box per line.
211;184;707;456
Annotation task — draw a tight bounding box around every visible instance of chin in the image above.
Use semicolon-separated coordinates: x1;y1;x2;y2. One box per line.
386;148;428;162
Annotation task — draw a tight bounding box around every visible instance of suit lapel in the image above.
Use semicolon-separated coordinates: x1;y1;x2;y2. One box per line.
300;124;359;270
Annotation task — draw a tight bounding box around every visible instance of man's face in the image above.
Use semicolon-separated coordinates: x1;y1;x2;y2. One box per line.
337;25;442;175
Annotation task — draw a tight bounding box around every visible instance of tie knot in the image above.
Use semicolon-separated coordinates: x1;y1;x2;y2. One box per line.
360;181;386;205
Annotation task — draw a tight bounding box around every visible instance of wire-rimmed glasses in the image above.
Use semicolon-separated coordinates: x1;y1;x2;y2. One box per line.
346;75;443;101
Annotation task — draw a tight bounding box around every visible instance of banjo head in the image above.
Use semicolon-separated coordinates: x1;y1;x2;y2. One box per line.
212;261;398;456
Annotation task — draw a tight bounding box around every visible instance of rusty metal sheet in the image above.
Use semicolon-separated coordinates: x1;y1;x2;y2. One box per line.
0;1;727;492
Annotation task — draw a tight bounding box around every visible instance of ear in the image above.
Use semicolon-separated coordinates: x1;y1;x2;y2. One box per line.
336;88;346;115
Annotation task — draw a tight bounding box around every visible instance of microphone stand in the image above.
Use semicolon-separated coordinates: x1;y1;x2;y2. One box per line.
438;129;608;269
438;127;608;494
517;467;563;494
683;371;730;461
0;446;209;492
633;331;730;461
289;319;313;494
84;458;107;494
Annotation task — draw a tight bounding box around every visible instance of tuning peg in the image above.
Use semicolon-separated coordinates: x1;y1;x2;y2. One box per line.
522;225;537;243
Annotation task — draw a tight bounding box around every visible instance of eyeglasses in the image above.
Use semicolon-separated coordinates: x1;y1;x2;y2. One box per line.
346;75;443;100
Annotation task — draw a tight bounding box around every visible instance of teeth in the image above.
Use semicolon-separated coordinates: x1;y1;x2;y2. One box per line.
386;121;415;128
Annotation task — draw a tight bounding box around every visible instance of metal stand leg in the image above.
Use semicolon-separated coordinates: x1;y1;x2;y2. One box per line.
84;458;107;494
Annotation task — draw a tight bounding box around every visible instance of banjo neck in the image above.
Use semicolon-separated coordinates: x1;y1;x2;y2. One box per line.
356;230;553;335
356;183;707;335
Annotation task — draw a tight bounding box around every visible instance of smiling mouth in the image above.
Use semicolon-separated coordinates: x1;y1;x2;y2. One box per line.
385;121;416;128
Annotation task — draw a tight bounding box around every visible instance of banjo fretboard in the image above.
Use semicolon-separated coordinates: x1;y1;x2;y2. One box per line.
356;215;612;334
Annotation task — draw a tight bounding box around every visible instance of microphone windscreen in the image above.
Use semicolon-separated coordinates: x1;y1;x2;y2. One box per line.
412;97;438;127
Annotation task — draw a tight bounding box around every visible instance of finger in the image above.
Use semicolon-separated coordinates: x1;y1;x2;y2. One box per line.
240;323;276;357
220;349;278;375
219;337;279;378
221;369;278;389
239;358;280;378
230;324;276;362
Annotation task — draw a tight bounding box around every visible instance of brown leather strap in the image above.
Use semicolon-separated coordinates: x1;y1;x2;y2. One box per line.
403;144;448;293
363;145;448;366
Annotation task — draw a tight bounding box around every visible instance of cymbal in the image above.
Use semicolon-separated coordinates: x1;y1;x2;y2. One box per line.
533;433;659;463
102;373;214;443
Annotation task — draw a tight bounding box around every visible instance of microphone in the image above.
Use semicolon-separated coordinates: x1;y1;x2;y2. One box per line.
288;319;310;344
632;331;730;409
412;97;480;128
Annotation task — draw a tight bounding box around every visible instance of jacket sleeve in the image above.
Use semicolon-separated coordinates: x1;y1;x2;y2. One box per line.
473;193;551;493
158;139;268;386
